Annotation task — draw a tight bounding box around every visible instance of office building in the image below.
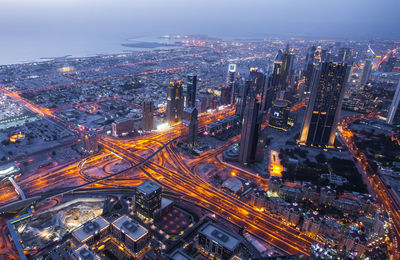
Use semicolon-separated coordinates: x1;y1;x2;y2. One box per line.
82;132;98;154
338;47;353;64
142;100;154;131
269;99;290;130
186;74;197;108
112;118;134;137
387;81;400;125
304;46;322;89
220;85;231;105
299;62;351;147
72;216;110;245
196;221;241;260
70;244;101;260
182;107;198;146
236;79;251;120
231;77;243;107
227;64;237;104
166;80;184;124
360;48;374;86
280;44;296;89
360;58;373;86
135;180;162;218
111;215;150;256
249;67;267;104
238;92;264;164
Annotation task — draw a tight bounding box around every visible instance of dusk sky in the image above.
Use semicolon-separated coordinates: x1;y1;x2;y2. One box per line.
0;0;399;64
2;0;400;39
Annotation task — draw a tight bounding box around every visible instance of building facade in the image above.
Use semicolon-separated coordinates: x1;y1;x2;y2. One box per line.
299;62;351;147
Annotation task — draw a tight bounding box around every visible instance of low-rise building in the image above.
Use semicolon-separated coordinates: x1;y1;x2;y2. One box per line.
278;185;302;202
319;186;336;205
111;215;151;257
70;244;101;260
267;176;281;193
196;221;241;260
72;216;110;245
302;211;322;236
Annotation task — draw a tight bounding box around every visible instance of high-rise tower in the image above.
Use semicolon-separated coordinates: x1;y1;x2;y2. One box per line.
238;91;264;164
142;100;154;131
387;81;400;126
186;74;197;108
166;80;184;124
299;62;351;147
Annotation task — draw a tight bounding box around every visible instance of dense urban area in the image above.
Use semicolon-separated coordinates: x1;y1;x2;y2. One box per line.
0;35;399;260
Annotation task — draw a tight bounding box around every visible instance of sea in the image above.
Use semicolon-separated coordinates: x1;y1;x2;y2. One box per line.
0;35;183;66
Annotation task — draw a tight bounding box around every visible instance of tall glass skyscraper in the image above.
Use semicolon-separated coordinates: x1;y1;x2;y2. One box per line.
186;74;197;108
299;62;351;147
166;80;184;124
387;81;400;126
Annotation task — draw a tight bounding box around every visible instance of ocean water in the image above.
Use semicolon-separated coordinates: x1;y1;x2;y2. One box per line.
0;35;181;66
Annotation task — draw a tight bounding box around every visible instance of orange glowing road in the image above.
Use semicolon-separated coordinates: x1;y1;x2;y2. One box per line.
0;101;315;255
95;108;317;256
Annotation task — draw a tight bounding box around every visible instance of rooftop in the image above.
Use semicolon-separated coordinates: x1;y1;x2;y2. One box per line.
112;215;148;242
72;216;109;243
198;221;240;252
222;177;243;193
71;244;101;260
136;180;162;196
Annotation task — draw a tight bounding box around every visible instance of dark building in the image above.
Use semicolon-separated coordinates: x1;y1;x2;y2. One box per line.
82;132;98;154
196;222;241;260
269;99;290;130
236;78;251;120
249;67;267;104
387;81;400;126
304;46;322;89
166;80;184;124
299;62;351;147
338;47;353;64
227;64;237;104
239;92;264;164
186;74;197;108
111;215;151;256
360;58;372;86
279;44;296;90
220;85;231;105
142;100;154;131
182;107;198;146
135;180;162;218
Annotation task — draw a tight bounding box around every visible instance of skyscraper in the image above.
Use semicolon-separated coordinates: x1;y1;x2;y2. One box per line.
360;47;374;86
236;78;251;120
135;180;162;219
239;92;264;164
166;80;184;124
304;46;322;89
269;99;290;131
360;58;373;86
249;67;267;104
299;62;351;147
280;44;296;90
142;100;154;131
261;54;283;112
387;81;400;126
338;47;353;64
186;74;197;108
182;107;198;146
227;64;237;104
